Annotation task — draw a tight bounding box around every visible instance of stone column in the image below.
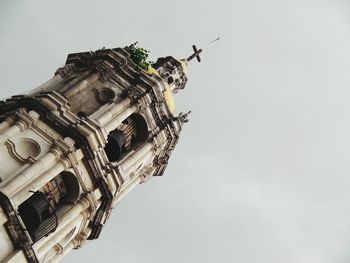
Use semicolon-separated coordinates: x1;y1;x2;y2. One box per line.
12;158;71;206
88;103;111;120
2;147;62;199
119;143;153;173
47;228;92;263
0;110;40;145
0;120;26;145
105;173;117;196
35;214;83;260
0;117;15;134
124;150;154;177
36;198;88;245
104;105;138;133
46;241;75;263
94;97;133;126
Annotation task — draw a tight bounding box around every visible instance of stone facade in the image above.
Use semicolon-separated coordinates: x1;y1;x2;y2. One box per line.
0;46;190;263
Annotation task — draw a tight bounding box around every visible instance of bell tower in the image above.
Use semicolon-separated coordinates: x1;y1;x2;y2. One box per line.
0;40;217;262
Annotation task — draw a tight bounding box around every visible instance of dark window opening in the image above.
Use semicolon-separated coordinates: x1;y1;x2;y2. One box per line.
104;113;148;162
167;76;174;85
18;171;80;242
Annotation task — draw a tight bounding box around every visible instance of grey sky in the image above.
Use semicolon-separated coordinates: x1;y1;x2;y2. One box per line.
1;0;350;262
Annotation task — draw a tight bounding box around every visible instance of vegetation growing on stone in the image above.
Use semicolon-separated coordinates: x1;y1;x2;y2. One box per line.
125;42;153;71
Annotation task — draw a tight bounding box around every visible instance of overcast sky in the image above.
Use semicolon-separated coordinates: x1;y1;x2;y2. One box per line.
2;1;350;263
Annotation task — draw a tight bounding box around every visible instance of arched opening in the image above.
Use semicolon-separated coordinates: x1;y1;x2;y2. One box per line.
18;171;80;242
104;113;148;162
167;76;174;85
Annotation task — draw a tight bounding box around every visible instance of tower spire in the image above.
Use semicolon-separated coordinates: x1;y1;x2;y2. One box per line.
186;37;220;63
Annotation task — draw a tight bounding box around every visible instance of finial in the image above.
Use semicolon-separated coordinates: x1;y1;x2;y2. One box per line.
178;111;192;123
186;37;220;63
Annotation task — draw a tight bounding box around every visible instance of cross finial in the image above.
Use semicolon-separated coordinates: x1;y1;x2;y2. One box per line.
186;37;220;63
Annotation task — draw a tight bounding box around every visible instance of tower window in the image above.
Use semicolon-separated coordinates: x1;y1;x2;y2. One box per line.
167;76;174;85
104;113;148;162
18;171;80;242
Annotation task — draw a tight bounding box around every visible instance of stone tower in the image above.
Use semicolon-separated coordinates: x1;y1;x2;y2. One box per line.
0;44;191;262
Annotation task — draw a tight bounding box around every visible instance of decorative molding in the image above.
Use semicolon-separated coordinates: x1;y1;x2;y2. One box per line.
4;140;38;165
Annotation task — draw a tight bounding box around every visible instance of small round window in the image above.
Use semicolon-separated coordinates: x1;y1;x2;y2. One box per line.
97;88;115;104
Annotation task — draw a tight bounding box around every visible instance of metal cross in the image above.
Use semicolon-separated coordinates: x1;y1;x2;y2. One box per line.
186;37;220;63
